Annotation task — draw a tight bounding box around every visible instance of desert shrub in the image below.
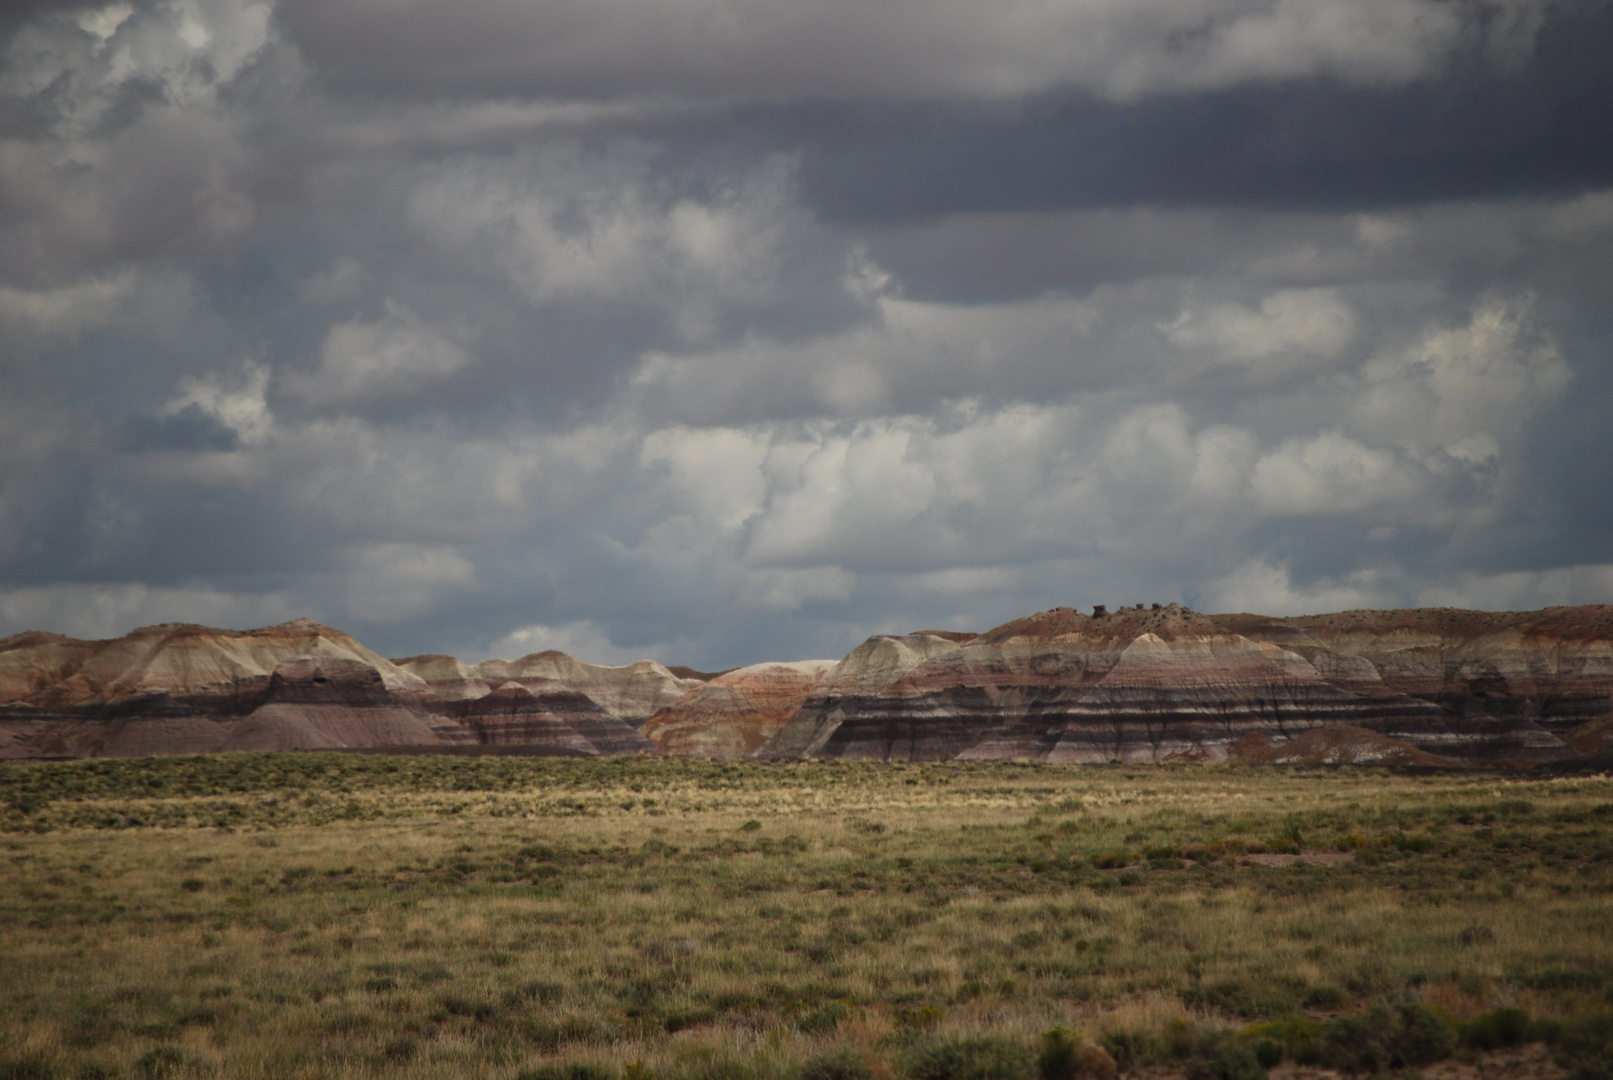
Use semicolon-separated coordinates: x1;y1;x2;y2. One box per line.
908;1037;1033;1080
1393;1004;1458;1066
1461;1007;1530;1050
438;994;496;1020
0;1058;55;1080
136;1047;184;1080
1302;985;1346;1010
1183;1043;1265;1080
1037;1028;1115;1080
382;1037;418;1062
799;1051;878;1080
1554;1012;1613;1080
1071;1043;1115;1080
661;1007;719;1034
798;1003;849;1035
1166;1020;1197;1060
1098;1030;1161;1074
518;1065;618;1080
1390;833;1435;854
1305;1005;1456;1073
1181;979;1299;1020
1253;1041;1283;1069
1315;1008;1393;1073
1038;1029;1080;1080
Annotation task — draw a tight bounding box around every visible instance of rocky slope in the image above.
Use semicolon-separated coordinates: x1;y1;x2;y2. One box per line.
641;660;837;758
758;604;1613;764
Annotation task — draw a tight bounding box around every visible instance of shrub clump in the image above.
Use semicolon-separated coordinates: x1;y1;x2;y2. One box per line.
1183;1042;1265;1080
1460;1007;1532;1050
799;1051;879;1080
908;1037;1033;1080
1037;1028;1116;1080
517;1065;619;1080
1555;1012;1613;1080
1097;1030;1161;1074
1291;1005;1456;1073
0;1058;56;1080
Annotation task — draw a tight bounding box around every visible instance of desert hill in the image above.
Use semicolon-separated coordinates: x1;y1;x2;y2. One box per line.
2;603;1611;764
642;660;837;758
757;603;1613;764
0;620;676;758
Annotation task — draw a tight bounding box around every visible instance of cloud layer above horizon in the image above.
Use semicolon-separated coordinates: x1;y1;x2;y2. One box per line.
2;0;1611;667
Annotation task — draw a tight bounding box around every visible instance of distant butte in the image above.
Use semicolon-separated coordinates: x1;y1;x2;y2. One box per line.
2;603;1611;766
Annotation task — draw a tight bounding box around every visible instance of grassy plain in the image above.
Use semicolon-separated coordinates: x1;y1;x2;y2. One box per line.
2;755;1612;1080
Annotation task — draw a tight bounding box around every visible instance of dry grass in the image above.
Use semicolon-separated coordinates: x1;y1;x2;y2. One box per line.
2;756;1611;1079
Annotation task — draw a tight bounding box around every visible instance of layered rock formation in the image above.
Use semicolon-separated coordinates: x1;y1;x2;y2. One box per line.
217;657;468;753
642;660;836;757
440;682;655;755
4;604;1610;763
1229;725;1455;768
392;652;700;724
0;621;675;758
0;618;427;711
759;605;1613;764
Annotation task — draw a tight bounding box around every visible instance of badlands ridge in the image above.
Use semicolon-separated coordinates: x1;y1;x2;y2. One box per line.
2;604;1611;766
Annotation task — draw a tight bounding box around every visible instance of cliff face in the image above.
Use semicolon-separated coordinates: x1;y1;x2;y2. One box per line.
759;605;1613;764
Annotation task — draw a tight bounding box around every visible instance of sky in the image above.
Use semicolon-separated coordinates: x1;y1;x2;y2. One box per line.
1;0;1611;668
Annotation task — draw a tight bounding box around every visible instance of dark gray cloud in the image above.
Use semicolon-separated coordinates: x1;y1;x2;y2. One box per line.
0;0;1610;667
274;0;1559;102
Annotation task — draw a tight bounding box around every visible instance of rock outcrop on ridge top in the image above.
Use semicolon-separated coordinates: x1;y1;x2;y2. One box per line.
757;604;1613;764
641;660;837;758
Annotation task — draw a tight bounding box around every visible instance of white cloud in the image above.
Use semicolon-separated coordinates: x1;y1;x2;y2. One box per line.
339;543;476;623
287;301;473;407
626;289;1102;422
1199;559;1403;615
485;619;652;666
77;4;135;45
0;271;141;337
0;582;299;640
1357;294;1569;458
162;361;274;447
407;151;795;341
1162;287;1357;370
1;0;271;134
1415;564;1613;610
1249;431;1419;515
299;256;365;305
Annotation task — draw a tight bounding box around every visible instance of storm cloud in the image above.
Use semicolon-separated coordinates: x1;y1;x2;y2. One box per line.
1;0;1610;667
